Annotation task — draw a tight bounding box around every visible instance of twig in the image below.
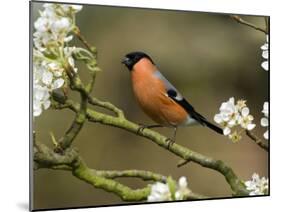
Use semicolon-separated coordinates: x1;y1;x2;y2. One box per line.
264;17;269;34
230;15;267;34
73;27;97;57
88;96;125;118
177;158;192;168
246;130;268;151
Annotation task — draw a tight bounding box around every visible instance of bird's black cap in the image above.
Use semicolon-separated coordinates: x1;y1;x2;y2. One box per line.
121;51;154;71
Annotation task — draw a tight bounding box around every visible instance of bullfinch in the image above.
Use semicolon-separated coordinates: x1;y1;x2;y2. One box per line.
121;51;223;144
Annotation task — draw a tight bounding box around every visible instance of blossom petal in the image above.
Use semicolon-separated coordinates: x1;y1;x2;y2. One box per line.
262;102;269;117
43;99;51;110
34;86;46;100
261;61;268;71
42;70;53;85
229;97;235;105
260;117;268;127
33;107;42;117
52;17;71;32
178;176;188;188
214;114;223;124
262;50;268;59
241;107;249;117
64;35;73;42
247;123;256;131
223;127;231;135
260;43;268;51
175;191;182;200
228;119;236;127
263;130;268;140
147;195;157;202
52;78;64;89
70;5;83;12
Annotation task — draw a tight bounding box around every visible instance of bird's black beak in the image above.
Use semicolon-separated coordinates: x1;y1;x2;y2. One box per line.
121;57;130;65
121;56;134;71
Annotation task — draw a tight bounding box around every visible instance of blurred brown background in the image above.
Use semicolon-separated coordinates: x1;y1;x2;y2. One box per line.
32;2;269;210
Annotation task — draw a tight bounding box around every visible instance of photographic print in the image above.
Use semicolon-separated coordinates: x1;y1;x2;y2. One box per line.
30;1;269;210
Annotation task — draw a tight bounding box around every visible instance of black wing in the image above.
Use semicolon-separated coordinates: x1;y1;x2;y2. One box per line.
167;89;206;125
154;70;223;134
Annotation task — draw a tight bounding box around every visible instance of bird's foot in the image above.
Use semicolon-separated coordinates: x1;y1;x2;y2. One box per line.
137;124;147;134
165;138;175;149
137;124;163;134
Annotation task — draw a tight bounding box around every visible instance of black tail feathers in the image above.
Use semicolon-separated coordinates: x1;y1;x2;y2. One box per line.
191;111;223;135
202;119;223;135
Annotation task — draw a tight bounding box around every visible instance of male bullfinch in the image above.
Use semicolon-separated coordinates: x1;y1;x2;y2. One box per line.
122;51;223;144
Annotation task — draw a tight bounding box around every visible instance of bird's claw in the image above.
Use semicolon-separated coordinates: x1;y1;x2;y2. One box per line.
137;124;146;134
165;138;175;149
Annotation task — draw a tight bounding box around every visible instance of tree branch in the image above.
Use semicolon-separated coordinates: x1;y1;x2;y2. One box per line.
230;15;267;34
34;142;205;201
94;169;166;182
57;95;248;196
34;143;150;201
73;158;151;201
246;130;268;151
54;60;98;152
54;68;88;152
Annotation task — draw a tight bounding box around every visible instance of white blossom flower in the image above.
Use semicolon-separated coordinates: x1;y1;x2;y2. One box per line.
51;17;71;33
214;97;256;142
261;35;269;71
52;78;65;89
175;176;190;200
33;55;66;116
238;107;256;130
245;173;268;195
261;102;269;140
228;130;242;143
33;3;82;117
262;101;268;117
236;99;247;111
33;85;51;116
33;3;83;55
42;70;53;85
214;97;240;136
147;176;191;202
147;182;172;202
61;4;83;13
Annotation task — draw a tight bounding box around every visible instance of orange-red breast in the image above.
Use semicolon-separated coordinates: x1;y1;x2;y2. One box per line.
122;51;222;142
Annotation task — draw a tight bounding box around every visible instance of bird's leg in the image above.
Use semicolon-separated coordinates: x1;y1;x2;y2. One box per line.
166;127;177;149
137;124;163;134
